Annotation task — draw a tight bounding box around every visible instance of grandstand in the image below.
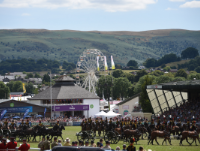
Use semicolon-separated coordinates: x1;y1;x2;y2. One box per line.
146;80;200;116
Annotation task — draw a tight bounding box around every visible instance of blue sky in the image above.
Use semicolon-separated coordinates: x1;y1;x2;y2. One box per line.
0;0;199;31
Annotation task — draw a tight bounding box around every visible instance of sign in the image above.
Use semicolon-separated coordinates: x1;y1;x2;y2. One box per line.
123;105;129;109
123;110;129;115
0;106;33;113
73;122;82;126
23;109;30;119
147;85;162;89
10;103;14;107
53;105;89;111
90;104;94;109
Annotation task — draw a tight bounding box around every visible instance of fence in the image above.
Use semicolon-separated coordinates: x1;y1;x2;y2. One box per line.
0;148;41;151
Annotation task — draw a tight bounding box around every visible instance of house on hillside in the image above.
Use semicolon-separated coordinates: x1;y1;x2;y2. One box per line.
170;69;178;73
28;78;42;84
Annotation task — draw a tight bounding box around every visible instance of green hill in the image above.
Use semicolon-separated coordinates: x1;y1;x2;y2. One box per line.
0;29;200;65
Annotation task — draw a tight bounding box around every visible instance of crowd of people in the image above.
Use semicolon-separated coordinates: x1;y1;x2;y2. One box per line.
160;99;200;123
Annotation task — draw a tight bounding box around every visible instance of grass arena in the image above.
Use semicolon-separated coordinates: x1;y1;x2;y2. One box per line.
14;126;200;151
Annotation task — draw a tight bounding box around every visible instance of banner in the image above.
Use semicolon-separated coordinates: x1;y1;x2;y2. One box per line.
0;110;7;120
53;105;89;111
97;56;100;71
23;109;30;119
104;56;108;71
22;83;26;93
111;55;115;70
44;108;46;118
0;106;32;113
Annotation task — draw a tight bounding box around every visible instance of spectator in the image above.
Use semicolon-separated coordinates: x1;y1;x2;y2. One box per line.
43;136;50;150
7;136;17;151
72;142;75;146
127;138;136;151
51;137;58;149
122;144;126;151
18;138;30;151
63;138;71;146
100;138;103;148
85;141;89;147
78;140;82;146
89;140;94;147
97;142;100;147
38;137;45;150
57;139;62;146
103;141;111;149
5;134;10;143
116;146;120;150
0;138;7;151
75;141;78;146
139;146;144;151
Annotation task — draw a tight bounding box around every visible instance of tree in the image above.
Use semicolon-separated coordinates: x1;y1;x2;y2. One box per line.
149;70;164;76
195;66;200;73
155;75;173;84
25;73;34;79
121;73;135;83
112;69;123;78
34;73;41;78
188;73;200;80
135;69;148;82
143;58;157;68
25;82;35;93
115;64;122;69
96;75;113;101
163;66;171;72
140;75;154;113
12;81;23;92
0;82;10;99
42;74;50;83
175;69;187;79
172;77;186;82
127;60;138;68
6;81;15;92
113;77;131;100
181;47;199;59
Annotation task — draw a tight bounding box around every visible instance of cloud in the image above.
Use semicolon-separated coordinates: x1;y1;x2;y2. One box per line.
165;7;177;10
169;0;185;2
180;1;200;8
0;0;157;12
21;13;30;16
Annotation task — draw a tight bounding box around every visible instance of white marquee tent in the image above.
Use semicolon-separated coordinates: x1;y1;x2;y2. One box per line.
101;111;121;119
94;111;107;118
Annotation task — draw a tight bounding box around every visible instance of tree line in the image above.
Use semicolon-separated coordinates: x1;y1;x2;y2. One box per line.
0;58;76;75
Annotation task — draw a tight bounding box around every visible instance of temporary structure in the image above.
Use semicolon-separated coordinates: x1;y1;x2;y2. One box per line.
101;110;121;119
94;111;107;118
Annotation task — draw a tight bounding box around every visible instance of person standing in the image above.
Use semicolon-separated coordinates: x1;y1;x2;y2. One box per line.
38;137;45;151
7;137;17;151
63;138;71;146
0;138;7;151
99;139;103;148
127;138;136;151
51;137;58;149
18;139;30;151
57;139;62;146
103;141;111;149
43;136;50;150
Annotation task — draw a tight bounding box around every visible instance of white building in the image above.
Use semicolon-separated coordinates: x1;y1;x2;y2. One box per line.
28;76;99;118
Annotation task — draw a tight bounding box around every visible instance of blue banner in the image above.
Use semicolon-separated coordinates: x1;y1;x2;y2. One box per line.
0;110;7;120
73;122;81;126
0;106;32;113
23;109;30;120
44;108;46;118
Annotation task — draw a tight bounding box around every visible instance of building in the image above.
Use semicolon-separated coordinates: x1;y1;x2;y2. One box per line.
28;75;99;118
117;94;140;115
0;99;50;116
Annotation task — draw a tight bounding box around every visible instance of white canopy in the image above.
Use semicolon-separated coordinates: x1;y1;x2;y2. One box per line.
95;111;107;116
101;110;121;119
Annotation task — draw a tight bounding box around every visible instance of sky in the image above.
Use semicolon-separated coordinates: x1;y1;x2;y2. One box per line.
0;0;199;31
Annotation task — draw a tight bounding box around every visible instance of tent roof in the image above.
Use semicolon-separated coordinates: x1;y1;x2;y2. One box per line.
95;111;107;116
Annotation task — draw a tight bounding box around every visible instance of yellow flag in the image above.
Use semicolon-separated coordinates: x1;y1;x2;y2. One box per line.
111;55;115;70
104;56;108;71
20;95;22;101
97;56;100;71
22;83;26;93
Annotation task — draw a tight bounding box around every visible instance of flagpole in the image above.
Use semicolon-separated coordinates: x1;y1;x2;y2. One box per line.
50;70;52;119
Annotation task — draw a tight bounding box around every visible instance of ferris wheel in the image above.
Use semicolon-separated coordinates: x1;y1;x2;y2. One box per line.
76;49;105;93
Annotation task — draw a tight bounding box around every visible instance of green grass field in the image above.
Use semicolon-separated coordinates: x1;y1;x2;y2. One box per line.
17;126;200;151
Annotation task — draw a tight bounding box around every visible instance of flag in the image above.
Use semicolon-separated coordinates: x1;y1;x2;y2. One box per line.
22;83;26;93
44;108;46;118
20;95;22;101
23;109;30;120
97;56;100;71
111;55;115;70
10;94;11;99
104;56;108;71
0;110;7;120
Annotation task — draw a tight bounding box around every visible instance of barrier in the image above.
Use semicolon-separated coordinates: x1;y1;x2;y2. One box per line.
73;122;82;126
0;148;41;151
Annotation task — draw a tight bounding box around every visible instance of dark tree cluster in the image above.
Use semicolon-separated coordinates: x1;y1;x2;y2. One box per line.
178;56;200;72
